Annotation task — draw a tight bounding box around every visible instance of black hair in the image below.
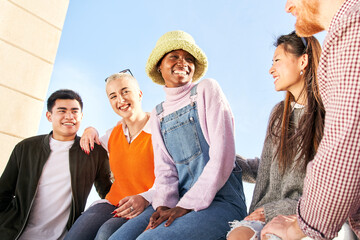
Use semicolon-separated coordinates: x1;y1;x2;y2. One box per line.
269;31;325;174
47;89;83;112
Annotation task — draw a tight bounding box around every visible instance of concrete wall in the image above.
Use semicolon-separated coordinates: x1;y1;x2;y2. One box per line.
0;0;69;173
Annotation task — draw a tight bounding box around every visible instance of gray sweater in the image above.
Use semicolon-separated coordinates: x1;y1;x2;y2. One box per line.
237;103;306;223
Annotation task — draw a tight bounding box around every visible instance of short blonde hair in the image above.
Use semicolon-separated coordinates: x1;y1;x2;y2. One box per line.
105;73;140;91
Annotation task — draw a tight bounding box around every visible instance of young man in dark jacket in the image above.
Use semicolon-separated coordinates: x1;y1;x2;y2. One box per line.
0;89;112;240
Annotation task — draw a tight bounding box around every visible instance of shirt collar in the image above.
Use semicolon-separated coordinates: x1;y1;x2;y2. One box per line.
329;0;358;32
119;112;152;138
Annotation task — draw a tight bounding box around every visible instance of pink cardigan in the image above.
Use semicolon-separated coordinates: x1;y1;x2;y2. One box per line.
150;78;236;211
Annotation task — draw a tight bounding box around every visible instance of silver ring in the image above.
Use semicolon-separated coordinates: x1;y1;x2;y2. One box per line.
130;206;134;212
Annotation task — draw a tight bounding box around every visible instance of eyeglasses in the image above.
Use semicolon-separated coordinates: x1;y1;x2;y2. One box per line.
291;31;307;48
105;69;133;82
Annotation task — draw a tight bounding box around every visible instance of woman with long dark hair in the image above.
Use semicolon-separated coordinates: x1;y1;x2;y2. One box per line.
228;31;324;240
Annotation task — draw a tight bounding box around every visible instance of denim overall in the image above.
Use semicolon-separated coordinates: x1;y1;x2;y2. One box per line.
109;84;247;240
156;85;211;198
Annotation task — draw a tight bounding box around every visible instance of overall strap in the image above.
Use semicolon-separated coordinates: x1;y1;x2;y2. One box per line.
190;83;198;96
190;83;198;104
155;102;165;120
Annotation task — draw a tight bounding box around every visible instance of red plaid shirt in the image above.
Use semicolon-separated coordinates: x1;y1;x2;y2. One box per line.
296;0;360;239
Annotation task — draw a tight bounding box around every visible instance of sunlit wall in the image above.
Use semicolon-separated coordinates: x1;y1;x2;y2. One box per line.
0;0;69;173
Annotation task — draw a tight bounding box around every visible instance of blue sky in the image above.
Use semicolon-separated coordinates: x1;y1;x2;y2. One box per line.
38;0;326;208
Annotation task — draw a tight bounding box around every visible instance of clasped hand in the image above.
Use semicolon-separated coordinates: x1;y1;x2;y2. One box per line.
145;206;191;230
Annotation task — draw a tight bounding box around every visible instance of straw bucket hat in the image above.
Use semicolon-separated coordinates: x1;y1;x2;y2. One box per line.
146;30;208;85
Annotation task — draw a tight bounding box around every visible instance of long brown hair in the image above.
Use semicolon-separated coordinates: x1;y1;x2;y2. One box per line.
268;32;325;174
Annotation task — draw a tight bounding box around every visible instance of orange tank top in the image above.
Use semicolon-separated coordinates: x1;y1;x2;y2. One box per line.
105;124;155;205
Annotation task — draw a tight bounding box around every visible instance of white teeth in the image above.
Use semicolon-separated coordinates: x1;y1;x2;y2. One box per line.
63;123;74;126
174;71;187;76
120;105;130;110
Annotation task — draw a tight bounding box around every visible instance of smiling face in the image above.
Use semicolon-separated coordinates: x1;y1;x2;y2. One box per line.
285;0;324;36
106;77;143;119
46;99;83;141
269;44;305;98
158;49;195;88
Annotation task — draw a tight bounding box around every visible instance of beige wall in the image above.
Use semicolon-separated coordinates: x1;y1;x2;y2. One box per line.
0;0;69;173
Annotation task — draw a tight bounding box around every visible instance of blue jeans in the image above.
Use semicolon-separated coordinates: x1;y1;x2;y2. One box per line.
108;206;154;240
65;202;127;240
109;195;246;240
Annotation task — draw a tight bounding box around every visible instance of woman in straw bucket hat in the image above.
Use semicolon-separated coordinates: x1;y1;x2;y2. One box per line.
109;30;246;240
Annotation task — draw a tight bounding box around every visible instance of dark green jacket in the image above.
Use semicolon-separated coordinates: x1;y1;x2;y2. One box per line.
0;133;112;240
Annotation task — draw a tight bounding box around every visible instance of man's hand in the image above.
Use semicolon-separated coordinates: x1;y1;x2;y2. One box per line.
261;214;306;240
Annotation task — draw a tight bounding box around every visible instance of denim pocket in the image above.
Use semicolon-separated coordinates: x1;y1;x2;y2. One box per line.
232;161;243;181
232;161;246;202
163;115;202;164
218;161;246;204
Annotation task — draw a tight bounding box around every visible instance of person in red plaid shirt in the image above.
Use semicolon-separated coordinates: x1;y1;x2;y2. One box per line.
261;0;360;239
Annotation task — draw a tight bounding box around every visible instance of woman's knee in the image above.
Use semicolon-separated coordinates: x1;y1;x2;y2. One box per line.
95;225;114;240
95;218;127;240
227;226;256;240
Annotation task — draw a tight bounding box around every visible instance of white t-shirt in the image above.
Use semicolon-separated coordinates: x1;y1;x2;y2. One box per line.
19;137;73;240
